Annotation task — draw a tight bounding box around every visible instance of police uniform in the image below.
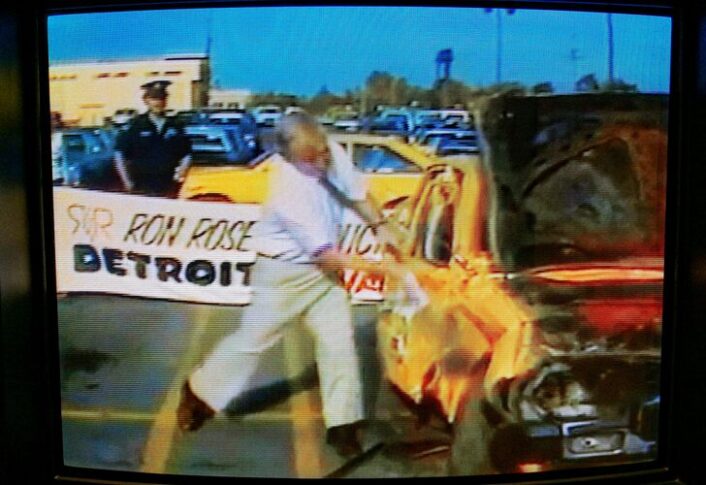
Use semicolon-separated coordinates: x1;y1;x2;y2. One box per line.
189;140;367;430
114;81;190;197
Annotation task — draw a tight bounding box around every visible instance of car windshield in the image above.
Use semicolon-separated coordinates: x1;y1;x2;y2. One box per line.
353;145;420;173
440;136;477;147
185;128;250;164
211;116;242;124
425;134;457;148
63;134;86;152
385;115;406;122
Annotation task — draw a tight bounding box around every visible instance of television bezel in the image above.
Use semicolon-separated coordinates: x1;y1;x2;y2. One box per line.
1;0;703;483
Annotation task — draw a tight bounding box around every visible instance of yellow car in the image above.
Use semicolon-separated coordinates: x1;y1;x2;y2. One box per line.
378;160;538;424
178;133;443;206
378;94;667;473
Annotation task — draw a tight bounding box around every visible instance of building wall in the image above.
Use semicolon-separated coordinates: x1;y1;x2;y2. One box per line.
208;89;252;109
49;56;210;126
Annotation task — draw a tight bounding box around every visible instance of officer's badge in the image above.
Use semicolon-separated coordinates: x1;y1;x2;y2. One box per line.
165;128;177;138
140;131;152;137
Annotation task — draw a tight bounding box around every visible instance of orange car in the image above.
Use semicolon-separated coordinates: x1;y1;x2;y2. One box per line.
378;93;667;474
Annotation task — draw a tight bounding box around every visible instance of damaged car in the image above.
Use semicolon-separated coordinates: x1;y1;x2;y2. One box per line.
377;92;667;475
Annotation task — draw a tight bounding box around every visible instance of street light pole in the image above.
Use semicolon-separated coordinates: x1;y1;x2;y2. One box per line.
607;13;615;84
496;9;502;84
486;8;515;85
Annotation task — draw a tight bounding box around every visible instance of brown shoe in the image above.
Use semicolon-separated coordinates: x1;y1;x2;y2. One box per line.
177;381;215;432
326;423;363;458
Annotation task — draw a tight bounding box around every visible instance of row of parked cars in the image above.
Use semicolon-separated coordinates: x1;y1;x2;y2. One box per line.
53;103;480;190
52;107;268;188
320;107;480;159
52;126;120;189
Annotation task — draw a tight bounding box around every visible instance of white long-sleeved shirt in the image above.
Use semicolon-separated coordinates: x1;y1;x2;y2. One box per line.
251;140;366;263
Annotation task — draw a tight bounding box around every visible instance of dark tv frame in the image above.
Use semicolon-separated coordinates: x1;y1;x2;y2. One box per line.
1;0;703;483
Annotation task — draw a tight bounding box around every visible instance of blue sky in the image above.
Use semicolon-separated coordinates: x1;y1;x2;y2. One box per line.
48;6;672;96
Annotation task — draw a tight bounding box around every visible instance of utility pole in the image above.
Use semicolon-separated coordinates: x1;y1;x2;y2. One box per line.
485;8;515;85
569;48;584;90
205;12;213;58
607;13;615;84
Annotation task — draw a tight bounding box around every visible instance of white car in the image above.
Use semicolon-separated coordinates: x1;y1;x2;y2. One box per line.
332;113;361;132
251;106;282;126
112;108;137;126
284;106;305;115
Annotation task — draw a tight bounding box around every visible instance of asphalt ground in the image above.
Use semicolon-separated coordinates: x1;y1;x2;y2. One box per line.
57;294;457;479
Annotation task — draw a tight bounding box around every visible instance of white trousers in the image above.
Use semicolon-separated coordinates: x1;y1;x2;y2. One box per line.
189;257;364;429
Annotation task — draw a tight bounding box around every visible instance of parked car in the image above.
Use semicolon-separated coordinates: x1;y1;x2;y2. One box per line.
55;128;117;189
412;127;474;154
178;133;450;206
175;110;199;125
317;115;335;126
377;93;667;475
438;108;472;125
412;109;443;125
112;108;137;126
365;109;414;137
284;106;305;115
83;126;118;150
434;131;480;157
185;124;259;165
179;109;217;126
208;110;260;151
251;105;282;126
332;112;362;132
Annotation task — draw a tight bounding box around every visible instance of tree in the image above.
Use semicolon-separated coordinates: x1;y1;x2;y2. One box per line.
303;91;343;115
576;74;600;92
248;92;299;108
363;71;417;109
531;82;554;94
601;78;638;92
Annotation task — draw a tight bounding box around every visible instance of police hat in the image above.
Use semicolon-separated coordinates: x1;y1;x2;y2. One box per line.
141;80;171;99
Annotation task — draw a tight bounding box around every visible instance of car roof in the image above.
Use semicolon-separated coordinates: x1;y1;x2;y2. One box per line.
422;128;476;135
210;111;245;117
329;133;404;144
61;128;100;136
185;124;238;135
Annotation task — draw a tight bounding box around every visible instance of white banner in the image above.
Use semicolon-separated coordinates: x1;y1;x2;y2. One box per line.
53;188;384;305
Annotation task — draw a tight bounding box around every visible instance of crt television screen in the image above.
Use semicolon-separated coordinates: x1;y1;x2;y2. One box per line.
47;4;671;479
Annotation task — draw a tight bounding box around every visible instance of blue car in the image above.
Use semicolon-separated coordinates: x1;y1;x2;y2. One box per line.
185;125;260;165
55;128;117;188
435;131;480;157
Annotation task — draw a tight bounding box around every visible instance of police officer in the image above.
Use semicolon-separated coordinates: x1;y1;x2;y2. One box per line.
113;80;191;197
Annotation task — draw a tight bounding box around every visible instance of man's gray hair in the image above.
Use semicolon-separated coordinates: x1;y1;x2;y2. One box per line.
275;112;325;160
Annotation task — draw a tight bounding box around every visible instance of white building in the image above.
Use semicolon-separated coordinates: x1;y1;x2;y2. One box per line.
49;54;210;126
208;88;252;109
